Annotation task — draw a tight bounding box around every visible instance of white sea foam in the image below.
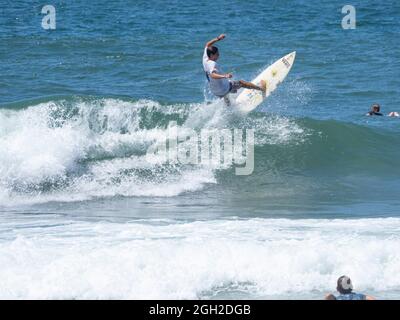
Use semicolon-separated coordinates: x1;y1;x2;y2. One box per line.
0;98;305;206
0;217;399;299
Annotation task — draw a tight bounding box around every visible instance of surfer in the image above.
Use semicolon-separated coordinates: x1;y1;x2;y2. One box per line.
325;276;376;300
366;104;399;117
366;104;383;116
203;34;266;105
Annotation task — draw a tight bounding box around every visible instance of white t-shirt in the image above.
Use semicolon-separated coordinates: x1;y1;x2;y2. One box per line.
202;47;230;97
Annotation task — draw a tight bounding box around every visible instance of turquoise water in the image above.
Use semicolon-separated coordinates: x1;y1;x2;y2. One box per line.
0;0;400;299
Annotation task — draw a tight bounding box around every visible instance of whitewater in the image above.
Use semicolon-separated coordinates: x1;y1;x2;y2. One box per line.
1;96;400;299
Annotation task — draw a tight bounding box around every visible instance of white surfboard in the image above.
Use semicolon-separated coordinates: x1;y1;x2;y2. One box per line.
235;51;296;113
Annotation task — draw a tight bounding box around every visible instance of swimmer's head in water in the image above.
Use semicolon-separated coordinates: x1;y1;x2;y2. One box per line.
337;275;353;294
207;46;219;61
371;104;381;112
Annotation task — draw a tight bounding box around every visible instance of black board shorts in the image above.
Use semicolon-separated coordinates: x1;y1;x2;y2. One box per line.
228;80;242;94
217;81;241;98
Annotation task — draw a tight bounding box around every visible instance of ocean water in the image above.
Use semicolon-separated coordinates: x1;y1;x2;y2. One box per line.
1;0;400;299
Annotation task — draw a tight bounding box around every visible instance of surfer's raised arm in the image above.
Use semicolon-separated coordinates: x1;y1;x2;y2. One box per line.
205;34;226;47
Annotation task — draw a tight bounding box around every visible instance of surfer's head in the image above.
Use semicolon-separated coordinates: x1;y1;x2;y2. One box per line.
371;103;381;113
336;276;353;294
207;46;219;61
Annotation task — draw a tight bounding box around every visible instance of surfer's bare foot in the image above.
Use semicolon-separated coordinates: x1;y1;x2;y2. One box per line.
259;80;267;92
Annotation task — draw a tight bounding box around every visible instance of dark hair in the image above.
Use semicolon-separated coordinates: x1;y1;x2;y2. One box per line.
337;276;353;294
372;104;380;112
207;46;219;58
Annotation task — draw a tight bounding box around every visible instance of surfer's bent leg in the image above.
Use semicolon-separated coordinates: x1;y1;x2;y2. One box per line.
223;96;231;106
239;80;266;92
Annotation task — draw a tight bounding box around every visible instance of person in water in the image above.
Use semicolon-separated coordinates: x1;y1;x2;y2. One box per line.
366;103;383;116
366;104;399;117
325;276;376;300
202;34;266;105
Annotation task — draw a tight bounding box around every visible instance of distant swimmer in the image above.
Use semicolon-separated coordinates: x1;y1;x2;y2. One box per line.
366;103;399;117
202;34;266;105
366;103;383;116
325;275;376;300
